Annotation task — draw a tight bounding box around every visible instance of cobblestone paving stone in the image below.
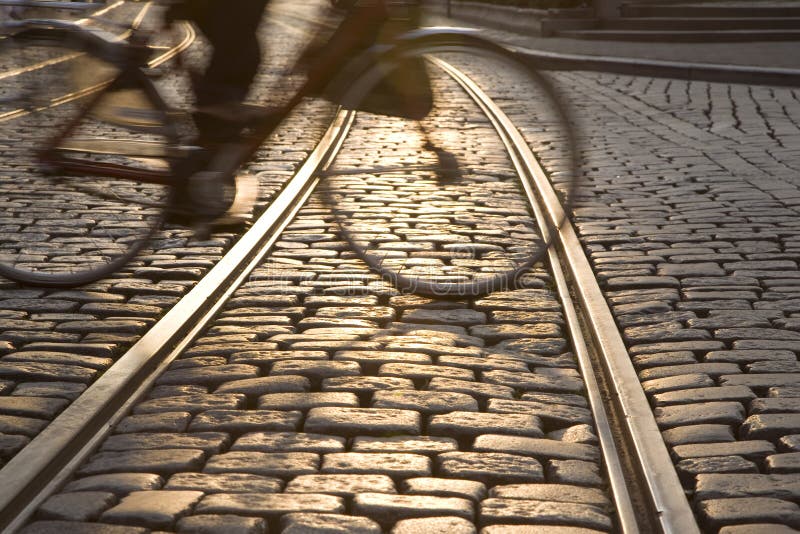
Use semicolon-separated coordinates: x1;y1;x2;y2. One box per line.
19;30;616;534
0;1;336;468
546;69;800;531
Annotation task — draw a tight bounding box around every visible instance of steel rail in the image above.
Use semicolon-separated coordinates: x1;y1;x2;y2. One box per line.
0;12;696;530
0;12;344;530
0;51;82;82
150;21;195;68
0;107;356;533
76;0;125;25
258;15;692;529
0;3;195;125
432;56;700;533
431;56;636;533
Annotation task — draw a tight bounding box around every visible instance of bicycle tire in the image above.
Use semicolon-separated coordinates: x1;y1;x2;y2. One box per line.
0;24;175;287
321;30;579;298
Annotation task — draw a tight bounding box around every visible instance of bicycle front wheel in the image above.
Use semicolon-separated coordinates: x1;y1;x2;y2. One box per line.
0;25;175;287
322;30;579;298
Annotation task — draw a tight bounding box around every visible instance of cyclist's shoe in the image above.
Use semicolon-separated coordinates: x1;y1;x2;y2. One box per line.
193;103;280;143
190;173;258;240
165;147;235;226
165;146;211;224
166;168;256;238
188;169;238;218
166;169;235;223
214;173;258;225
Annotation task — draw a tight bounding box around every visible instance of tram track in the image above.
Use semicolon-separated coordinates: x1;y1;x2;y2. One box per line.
1;1;131;82
0;107;356;532
434;56;697;533
1;9;699;534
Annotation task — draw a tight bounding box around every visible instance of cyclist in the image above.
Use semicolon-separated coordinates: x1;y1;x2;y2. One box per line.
164;0;431;227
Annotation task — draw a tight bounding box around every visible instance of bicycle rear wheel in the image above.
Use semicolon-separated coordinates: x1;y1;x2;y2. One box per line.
0;26;175;287
322;31;579;298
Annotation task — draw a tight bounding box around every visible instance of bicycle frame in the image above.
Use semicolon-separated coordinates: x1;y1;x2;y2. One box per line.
11;16;479;190
8;17;302;187
40;69;180;184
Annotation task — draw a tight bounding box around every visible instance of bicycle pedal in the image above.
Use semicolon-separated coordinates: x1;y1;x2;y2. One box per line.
222;173;258;222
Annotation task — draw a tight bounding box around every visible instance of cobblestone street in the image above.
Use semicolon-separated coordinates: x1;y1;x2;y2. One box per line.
561;69;800;530
1;1;800;533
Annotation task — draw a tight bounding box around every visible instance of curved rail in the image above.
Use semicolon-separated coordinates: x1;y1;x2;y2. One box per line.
0;9;350;529
433;56;700;534
0;3;195;123
432;56;634;533
320;31;579;299
0;1;133;83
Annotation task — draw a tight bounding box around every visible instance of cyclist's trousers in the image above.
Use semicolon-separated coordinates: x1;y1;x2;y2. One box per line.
188;0;270;108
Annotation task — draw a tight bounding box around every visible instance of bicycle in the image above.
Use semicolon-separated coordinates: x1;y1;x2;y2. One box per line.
0;0;578;297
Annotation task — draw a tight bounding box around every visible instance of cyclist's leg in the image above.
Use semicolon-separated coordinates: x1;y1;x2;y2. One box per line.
189;0;270;143
168;0;270;225
296;1;388;97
